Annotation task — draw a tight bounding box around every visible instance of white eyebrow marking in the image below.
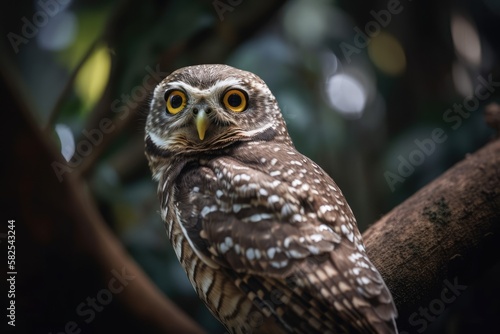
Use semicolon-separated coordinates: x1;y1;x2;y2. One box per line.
165;78;242;97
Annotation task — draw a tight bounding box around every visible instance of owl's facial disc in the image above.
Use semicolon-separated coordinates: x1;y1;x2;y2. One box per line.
161;82;250;145
146;65;290;155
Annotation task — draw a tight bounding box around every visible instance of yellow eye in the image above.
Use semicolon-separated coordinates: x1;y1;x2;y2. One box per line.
165;90;187;114
223;89;247;112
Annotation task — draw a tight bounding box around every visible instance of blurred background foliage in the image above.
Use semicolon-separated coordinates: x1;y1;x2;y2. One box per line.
2;0;499;333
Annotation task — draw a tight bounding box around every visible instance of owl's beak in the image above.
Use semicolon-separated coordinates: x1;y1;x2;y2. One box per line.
195;109;209;141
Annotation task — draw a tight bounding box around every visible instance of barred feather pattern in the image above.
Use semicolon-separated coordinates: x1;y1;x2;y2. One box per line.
145;64;398;334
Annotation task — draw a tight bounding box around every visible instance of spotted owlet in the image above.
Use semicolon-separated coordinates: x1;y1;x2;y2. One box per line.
144;64;397;333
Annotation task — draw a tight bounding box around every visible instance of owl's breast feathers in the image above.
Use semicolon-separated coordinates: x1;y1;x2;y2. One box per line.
158;140;397;333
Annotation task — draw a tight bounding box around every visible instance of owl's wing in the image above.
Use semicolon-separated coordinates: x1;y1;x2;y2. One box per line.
176;155;397;333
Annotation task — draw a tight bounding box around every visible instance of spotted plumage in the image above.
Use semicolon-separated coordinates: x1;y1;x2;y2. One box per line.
145;64;398;333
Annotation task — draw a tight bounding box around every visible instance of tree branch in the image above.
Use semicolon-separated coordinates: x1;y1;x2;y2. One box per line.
363;130;500;332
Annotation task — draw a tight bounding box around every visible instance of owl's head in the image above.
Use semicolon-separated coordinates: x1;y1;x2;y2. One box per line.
145;64;290;155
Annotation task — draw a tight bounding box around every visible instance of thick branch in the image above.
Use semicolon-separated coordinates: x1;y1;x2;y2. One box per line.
363;137;500;332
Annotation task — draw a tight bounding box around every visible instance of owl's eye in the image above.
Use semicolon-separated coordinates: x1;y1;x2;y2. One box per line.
223;89;247;112
165;90;187;114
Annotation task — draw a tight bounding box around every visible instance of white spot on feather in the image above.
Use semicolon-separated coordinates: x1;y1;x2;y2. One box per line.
358;277;371;285
268;195;280;204
270;259;289;268
341;224;354;242
357;243;366;252
233;204;250;213
310;234;323;242
319;205;334;214
319;224;333;232
219;243;229;254
254;249;261;259
267;247;278;259
201;205;217;217
281;203;295;216
288;249;306;259
348;252;363;263
307;245;320;254
246;213;273;223
246;248;255;261
284;236;293;248
225;236;233;247
341;224;350;234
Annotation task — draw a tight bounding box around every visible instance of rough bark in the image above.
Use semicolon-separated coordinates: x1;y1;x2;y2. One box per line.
363;134;500;332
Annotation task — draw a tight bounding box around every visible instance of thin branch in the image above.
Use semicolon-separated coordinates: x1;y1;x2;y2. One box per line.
44;0;138;132
43;37;100;132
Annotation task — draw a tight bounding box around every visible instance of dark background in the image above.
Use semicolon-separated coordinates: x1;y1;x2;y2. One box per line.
1;0;499;333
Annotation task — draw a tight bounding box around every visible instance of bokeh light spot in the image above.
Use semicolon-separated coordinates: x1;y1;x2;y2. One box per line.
38;11;77;51
368;32;406;76
326;73;367;119
451;14;481;66
75;44;111;111
283;0;330;48
55;124;75;161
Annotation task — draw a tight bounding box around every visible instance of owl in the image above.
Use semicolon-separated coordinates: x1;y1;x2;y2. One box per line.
144;64;397;333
